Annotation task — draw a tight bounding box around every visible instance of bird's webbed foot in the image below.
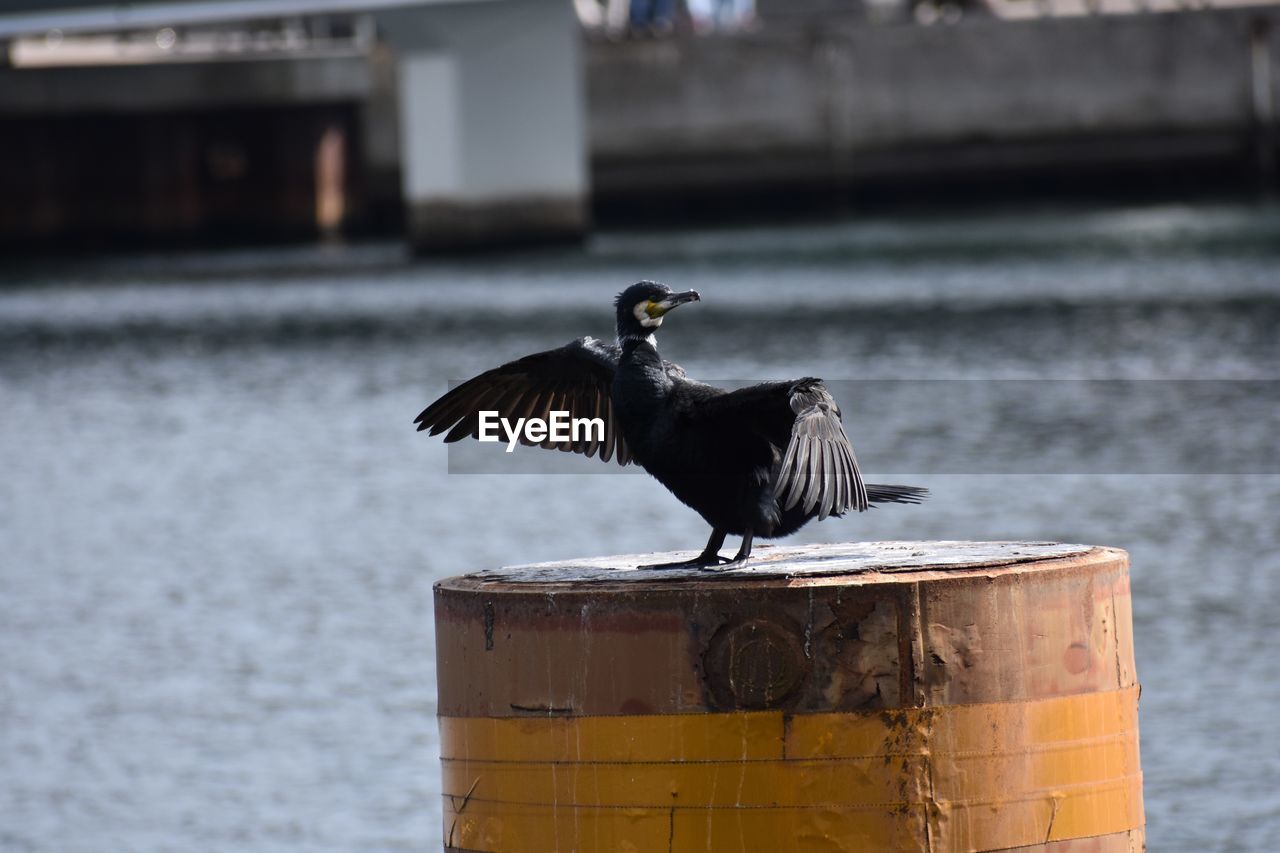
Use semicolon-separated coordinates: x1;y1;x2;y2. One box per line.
638;553;732;571
638;529;731;571
698;556;750;572
696;531;753;572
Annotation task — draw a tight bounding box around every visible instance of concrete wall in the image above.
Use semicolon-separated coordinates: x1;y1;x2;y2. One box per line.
586;8;1280;195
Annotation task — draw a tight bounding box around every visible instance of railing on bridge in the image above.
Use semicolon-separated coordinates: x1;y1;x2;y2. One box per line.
7;15;374;67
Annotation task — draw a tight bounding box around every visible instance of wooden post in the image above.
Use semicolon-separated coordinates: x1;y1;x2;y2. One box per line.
434;541;1144;852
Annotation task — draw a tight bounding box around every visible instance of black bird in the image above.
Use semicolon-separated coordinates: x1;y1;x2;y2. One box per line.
414;281;926;569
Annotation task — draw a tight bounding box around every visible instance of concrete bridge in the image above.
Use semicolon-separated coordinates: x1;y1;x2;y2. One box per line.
2;2;1277;250
0;0;589;251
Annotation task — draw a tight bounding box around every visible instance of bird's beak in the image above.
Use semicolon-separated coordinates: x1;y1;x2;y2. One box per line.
649;290;701;317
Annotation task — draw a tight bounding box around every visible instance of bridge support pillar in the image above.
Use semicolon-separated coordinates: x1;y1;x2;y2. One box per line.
379;0;589;253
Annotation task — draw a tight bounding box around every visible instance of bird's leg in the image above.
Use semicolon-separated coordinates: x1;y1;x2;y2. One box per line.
638;528;730;570
703;530;753;571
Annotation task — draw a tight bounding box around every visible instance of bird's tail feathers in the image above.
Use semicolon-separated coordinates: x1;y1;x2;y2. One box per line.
866;484;928;505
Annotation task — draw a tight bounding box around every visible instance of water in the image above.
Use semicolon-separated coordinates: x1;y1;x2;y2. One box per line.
2;202;1278;851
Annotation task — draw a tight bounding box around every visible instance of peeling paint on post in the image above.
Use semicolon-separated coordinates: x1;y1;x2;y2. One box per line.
433;541;1144;852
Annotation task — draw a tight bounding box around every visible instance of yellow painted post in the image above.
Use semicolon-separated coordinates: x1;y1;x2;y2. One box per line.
434;541;1144;852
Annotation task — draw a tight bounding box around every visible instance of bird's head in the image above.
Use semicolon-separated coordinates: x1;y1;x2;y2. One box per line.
614;281;700;344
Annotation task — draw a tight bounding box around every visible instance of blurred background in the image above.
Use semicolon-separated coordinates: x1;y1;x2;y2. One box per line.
2;0;1279;850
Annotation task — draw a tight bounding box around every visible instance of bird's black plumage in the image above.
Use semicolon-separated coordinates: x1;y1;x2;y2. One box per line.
415;281;926;569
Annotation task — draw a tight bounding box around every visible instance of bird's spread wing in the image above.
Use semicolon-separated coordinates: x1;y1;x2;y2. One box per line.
687;378;867;519
775;380;868;519
414;336;631;465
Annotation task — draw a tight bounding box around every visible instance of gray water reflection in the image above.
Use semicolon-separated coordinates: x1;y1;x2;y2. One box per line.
2;203;1279;851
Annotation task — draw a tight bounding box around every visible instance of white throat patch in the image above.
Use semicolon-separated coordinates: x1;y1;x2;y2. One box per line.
633;302;664;329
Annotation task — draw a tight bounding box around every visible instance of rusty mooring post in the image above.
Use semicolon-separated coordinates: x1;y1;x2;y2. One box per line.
434;541;1144;852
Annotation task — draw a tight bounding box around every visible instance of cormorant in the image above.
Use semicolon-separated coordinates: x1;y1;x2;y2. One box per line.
415;281;926;569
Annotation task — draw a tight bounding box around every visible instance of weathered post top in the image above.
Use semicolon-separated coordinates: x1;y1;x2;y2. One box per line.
442;539;1097;585
434;541;1143;852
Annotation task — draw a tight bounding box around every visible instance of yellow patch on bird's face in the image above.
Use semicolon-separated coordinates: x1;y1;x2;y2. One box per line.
634;300;664;328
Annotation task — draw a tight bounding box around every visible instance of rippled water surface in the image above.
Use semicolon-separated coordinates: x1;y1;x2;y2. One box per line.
3;203;1279;851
